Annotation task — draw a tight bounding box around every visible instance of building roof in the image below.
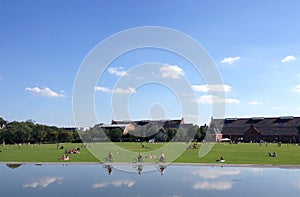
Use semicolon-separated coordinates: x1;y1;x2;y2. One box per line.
211;117;300;136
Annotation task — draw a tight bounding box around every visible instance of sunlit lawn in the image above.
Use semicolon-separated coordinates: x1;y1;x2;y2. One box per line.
1;142;300;165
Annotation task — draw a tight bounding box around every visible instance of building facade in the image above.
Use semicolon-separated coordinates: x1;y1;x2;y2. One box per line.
211;116;300;143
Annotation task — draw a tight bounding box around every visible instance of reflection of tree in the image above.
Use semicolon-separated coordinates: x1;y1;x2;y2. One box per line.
6;163;22;169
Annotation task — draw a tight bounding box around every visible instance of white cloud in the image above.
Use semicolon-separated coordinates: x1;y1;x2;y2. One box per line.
292;84;300;92
273;106;283;110
248;100;263;105
23;177;64;188
95;86;111;92
281;55;296;63
192;169;241;179
192;181;232;190
95;86;136;94
93;180;135;188
192;84;232;92
196;95;240;104
25;87;65;97
108;67;127;76
221;57;240;64
160;65;184;79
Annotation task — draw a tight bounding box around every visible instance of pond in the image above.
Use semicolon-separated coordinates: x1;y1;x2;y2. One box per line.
1;163;300;196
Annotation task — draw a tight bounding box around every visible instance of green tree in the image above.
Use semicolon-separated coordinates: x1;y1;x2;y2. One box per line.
110;128;123;142
0;117;7;128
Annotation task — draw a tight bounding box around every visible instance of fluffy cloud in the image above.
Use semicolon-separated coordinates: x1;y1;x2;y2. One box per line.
95;86;136;94
108;67;127;76
160;65;184;79
93;180;135;188
25;87;65;97
221;57;240;64
281;55;296;63
248;100;263;105
196;95;240;104
23;177;64;188
292;84;300;92
192;169;241;179
192;181;232;190
192;84;232;92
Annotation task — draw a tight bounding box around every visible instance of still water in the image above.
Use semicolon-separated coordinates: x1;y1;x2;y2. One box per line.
1;163;300;197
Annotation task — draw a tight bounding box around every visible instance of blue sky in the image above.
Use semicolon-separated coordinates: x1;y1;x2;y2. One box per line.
1;0;300;127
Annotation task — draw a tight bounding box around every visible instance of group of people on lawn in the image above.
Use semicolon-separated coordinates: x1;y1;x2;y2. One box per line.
60;147;80;160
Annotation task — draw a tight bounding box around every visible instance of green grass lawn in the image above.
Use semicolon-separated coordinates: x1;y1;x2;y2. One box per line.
1;142;300;165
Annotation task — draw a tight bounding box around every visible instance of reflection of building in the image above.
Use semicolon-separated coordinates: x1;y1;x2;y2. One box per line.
211;116;300;143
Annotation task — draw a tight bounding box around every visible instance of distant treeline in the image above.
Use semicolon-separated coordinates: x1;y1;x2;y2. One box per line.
82;123;208;142
0;117;81;144
0;117;207;144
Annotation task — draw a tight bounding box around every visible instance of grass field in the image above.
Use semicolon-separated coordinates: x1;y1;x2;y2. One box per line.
1;142;300;165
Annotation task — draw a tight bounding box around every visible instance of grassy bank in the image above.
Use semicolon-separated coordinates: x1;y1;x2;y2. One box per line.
1;142;300;165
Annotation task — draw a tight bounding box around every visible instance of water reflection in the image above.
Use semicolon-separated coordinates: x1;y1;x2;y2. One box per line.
1;164;300;196
6;163;22;169
22;176;64;188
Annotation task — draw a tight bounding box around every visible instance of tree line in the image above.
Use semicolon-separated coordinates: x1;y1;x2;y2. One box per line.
0;117;208;144
0;117;80;144
81;123;208;142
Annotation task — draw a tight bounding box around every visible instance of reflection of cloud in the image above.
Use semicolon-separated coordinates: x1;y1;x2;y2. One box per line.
193;169;241;179
23;177;64;188
93;180;135;188
192;181;232;190
95;86;136;94
295;181;300;189
248;168;264;173
160;64;184;79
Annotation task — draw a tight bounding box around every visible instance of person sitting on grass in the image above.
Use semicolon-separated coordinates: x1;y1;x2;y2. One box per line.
61;154;70;161
137;152;143;162
160;152;165;162
216;156;225;162
107;151;113;162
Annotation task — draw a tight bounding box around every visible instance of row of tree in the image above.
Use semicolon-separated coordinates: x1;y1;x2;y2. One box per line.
0;118;80;144
0;117;208;144
81;123;208;142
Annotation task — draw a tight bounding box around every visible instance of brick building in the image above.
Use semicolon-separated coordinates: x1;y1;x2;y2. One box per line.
211;116;300;143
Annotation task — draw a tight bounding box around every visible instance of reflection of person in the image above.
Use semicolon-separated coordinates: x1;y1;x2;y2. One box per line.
160;166;165;175
107;165;113;175
137;164;143;174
